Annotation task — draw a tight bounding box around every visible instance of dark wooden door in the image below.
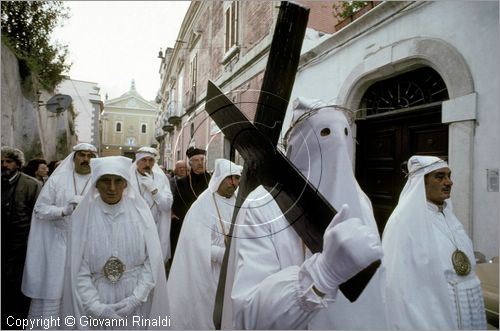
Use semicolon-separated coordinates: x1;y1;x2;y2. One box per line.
355;105;448;234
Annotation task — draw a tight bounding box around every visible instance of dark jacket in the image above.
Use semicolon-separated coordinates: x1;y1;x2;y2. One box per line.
171;170;211;222
1;172;41;278
169;170;211;259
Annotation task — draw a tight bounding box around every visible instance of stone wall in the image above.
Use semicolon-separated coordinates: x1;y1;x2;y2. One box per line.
1;42;75;162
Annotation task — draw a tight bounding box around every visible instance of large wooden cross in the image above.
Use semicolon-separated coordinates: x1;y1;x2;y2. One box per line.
207;2;380;328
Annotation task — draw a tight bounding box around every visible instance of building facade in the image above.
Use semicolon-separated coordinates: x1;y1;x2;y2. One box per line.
56;78;103;148
155;1;338;170
101;81;159;158
286;1;499;259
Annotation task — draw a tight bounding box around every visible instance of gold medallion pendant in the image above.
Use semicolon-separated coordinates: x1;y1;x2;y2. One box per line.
103;256;126;283
451;249;471;276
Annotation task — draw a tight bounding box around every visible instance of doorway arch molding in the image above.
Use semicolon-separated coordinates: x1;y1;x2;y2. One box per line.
338;37;476;235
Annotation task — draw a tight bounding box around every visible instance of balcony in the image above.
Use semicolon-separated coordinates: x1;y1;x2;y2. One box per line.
168;115;181;125
154;127;166;142
166;100;182;125
161;115;175;132
163;123;175;133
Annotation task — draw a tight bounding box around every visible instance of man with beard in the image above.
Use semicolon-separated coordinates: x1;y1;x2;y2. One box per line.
168;159;242;329
22;143;97;326
1;147;41;329
383;155;487;329
170;147;211;259
129;147;173;262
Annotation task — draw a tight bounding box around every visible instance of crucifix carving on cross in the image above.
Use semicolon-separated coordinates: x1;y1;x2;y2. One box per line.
206;2;380;328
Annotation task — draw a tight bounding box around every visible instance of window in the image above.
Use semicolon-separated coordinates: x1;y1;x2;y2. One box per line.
126;137;136;146
141;123;147;134
189;53;198;91
115;121;122;133
224;1;239;53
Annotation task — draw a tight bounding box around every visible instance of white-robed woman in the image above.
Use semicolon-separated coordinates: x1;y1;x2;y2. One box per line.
61;156;170;330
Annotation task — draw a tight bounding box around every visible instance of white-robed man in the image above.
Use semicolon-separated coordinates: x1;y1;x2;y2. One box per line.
382;155;487;329
168;158;242;329
129;147;173;261
22;143;97;324
223;98;386;329
61;156;170;329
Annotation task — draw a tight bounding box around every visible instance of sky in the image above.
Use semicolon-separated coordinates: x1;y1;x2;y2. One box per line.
52;1;191;102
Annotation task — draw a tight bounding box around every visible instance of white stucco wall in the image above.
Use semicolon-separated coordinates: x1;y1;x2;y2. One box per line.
287;1;499;258
56;79;101;144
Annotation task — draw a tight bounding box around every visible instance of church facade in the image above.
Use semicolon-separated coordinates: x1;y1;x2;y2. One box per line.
100;81;159;158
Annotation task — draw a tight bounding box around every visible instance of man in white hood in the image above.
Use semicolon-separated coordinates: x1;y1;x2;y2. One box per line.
129;146;173;261
22;143;97;325
383;155;486;329
61;156;170;329
168;158;242;329
225;98;386;329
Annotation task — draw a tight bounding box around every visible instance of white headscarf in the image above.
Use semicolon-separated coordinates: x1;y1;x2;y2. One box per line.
208;158;243;194
130;146;164;179
50;142;97;177
62;156;170;327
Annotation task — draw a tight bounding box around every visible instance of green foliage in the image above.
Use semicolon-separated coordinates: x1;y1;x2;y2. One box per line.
332;1;371;19
1;1;71;91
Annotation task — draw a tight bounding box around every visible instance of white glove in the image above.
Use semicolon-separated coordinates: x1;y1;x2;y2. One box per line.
98;305;123;320
68;195;84;205
307;204;383;294
61;203;76;216
113;295;142;317
139;173;157;193
211;245;225;264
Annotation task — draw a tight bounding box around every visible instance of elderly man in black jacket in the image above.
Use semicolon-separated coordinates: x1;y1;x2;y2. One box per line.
1;146;41;329
170;147;211;260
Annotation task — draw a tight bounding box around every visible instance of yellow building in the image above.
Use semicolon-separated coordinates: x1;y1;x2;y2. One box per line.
100;81;159;158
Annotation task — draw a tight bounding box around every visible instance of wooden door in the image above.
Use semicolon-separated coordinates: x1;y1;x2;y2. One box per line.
355;105;448;234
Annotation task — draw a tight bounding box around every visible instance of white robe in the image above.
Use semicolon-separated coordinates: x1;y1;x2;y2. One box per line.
130;168;173;261
383;200;486;329
168;158;242;329
223;99;387;329
168;191;234;329
62;192;170;330
23;170;92;300
228;185;387;330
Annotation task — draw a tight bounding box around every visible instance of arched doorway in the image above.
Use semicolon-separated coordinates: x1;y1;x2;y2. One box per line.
355;66;449;233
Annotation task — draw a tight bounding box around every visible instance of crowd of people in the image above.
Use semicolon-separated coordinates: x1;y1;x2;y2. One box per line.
1;97;488;330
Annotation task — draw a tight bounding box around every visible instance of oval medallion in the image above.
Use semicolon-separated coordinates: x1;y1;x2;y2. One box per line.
451;249;471;276
103;256;125;283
